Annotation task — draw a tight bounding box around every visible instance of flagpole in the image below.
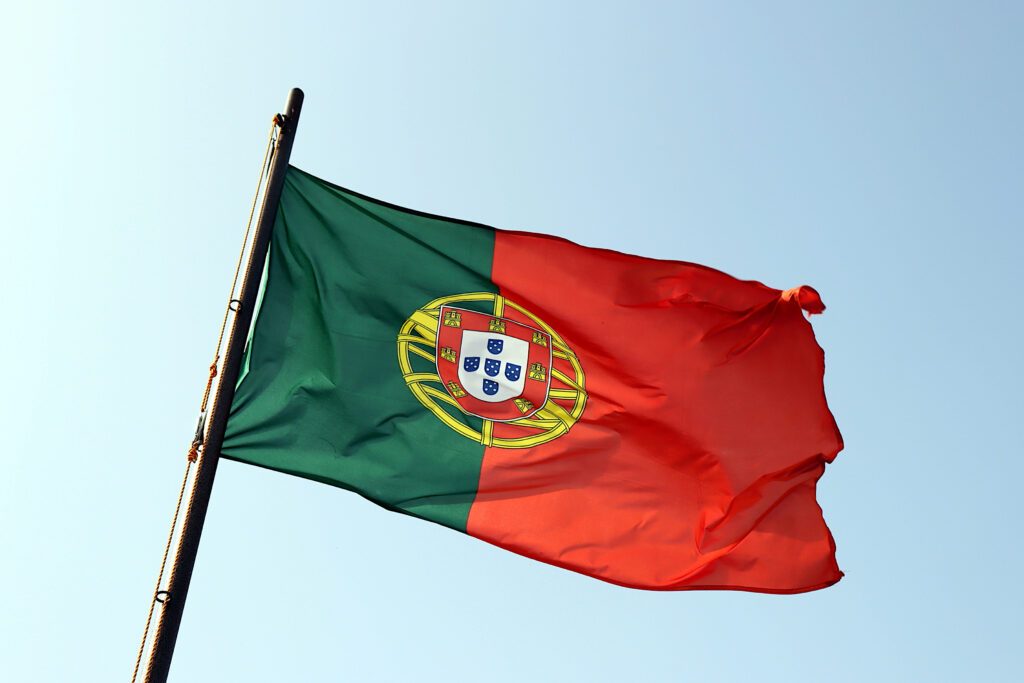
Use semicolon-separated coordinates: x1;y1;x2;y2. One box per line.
143;87;304;683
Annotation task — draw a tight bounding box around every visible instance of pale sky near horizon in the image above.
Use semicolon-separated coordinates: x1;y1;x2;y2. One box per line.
2;2;1022;681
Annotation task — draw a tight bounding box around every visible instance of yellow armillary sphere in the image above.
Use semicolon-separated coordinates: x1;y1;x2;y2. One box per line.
397;292;587;448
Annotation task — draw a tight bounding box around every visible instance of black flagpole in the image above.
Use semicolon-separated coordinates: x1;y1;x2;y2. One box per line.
143;87;304;683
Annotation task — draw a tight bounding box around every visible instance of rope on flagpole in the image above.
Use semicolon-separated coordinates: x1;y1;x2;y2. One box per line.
130;117;280;683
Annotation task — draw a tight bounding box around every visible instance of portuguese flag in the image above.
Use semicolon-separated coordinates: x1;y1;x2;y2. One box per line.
222;166;844;593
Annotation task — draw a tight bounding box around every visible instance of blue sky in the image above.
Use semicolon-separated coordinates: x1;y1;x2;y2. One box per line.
2;2;1021;681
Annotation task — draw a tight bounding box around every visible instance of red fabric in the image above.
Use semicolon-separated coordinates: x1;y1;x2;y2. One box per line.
466;230;843;592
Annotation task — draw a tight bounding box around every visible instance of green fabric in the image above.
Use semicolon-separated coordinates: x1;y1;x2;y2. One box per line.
222;166;497;531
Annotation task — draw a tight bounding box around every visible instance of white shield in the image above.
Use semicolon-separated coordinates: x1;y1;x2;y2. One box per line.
457;330;529;403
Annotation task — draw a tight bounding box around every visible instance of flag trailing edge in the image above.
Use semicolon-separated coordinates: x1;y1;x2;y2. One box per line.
222;165;844;593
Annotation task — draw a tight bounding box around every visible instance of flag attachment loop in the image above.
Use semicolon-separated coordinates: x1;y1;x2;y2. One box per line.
228;299;241;311
192;412;207;447
187;412;207;463
155;591;170;604
186;361;219;463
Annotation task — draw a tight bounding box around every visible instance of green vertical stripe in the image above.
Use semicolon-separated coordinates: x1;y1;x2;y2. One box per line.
223;166;497;531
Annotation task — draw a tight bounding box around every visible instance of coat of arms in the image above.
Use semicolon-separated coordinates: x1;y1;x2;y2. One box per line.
396;293;587;448
435;306;552;421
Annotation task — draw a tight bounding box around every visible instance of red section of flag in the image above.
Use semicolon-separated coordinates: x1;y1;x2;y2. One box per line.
466;230;843;592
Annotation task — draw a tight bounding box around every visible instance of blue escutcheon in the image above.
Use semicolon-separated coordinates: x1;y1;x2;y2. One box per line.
463;356;480;372
482;379;499;395
505;363;521;382
488;339;504;355
484;358;501;377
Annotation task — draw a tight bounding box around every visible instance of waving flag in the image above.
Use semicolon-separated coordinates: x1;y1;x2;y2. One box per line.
222;166;843;593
